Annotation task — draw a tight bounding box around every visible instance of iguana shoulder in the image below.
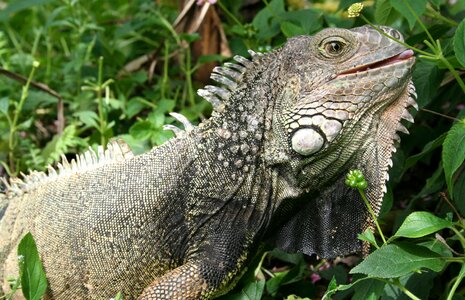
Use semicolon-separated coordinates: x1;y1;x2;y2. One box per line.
1;25;417;300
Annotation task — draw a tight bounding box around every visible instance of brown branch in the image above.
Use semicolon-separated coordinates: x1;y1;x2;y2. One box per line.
440;192;463;222
0;67;65;133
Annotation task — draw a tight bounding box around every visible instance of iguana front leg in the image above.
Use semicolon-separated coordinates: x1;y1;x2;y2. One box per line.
138;262;213;299
139;227;252;300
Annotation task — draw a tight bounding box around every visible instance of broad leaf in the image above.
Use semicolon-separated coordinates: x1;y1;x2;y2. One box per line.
129;120;154;140
390;0;428;29
358;229;379;249
393;211;452;239
404;133;446;171
17;233;48;300
220;280;265;300
0;97;8;116
442;120;465;198
280;21;306;38
455;19;465;67
352;278;385;300
375;0;399;25
453;171;465;216
411;60;445;108
252;0;285;40
350;242;446;278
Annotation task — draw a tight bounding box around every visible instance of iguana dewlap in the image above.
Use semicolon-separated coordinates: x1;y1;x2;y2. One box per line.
0;25;416;299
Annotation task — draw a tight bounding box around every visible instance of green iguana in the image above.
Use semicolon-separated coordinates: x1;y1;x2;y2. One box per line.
0;25;416;299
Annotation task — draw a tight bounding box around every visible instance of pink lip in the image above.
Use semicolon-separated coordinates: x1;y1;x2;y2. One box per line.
338;49;415;76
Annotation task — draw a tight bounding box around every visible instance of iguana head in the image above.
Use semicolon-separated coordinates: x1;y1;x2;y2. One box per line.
273;25;416;192
197;25;416;257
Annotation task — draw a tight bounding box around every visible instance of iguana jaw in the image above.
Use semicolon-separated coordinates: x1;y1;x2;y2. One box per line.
337;49;415;77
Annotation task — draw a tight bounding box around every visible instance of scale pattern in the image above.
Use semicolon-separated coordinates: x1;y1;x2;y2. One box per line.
1;25;416;299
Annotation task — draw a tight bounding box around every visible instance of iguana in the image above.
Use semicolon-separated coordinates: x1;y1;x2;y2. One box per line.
0;25;416;299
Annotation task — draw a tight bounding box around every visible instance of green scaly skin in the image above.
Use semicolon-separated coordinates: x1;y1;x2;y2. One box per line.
0;25;416;299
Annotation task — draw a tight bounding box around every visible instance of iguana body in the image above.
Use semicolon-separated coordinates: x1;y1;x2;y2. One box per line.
1;25;416;299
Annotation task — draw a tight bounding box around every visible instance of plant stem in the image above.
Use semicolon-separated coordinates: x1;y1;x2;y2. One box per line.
217;1;243;28
8;62;39;174
439;56;465;95
358;188;387;245
401;0;435;44
97;56;107;146
451;227;465;252
392;278;421;300
447;263;465;300
421;108;461;122
425;7;458;27
161;40;169;100
185;44;195;108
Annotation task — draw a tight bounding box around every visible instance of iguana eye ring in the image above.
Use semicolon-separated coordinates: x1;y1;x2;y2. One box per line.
318;37;348;58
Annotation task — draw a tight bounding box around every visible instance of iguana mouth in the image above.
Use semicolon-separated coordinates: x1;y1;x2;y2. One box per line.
338;49;415;76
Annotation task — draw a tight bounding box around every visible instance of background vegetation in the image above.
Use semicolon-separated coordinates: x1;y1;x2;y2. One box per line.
1;0;465;299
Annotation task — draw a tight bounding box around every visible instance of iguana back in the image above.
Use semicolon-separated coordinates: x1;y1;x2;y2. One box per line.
1;25;417;299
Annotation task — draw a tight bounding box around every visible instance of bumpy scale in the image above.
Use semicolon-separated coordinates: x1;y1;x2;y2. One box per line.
0;25;416;299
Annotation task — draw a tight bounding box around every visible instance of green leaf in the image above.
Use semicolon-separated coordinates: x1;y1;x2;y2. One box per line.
419;240;453;258
126;97;148;119
375;0;399;25
390;0;427;30
41;125;85;165
352;278;385;300
393;212;452;239
113;292;122;300
74;111;99;129
322;275;338;299
282;10;322;35
280;21;306;38
350;242;446;278
358;229;379;248
221;280;265;300
453;170;465;216
197;54;226;64
0;97;9;116
455;19;465;68
129;120;154;140
0;0;56;21
266;271;288;296
411;60;444;108
252;0;285;40
442;121;465;198
154;99;175;115
338;0;361;10
17;233;48;300
404;133;446;171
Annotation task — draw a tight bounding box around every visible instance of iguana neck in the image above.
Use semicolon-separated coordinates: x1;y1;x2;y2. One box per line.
190;54;284;230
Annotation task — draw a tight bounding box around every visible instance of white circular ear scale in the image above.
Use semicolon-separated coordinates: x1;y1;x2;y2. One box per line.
291;128;324;156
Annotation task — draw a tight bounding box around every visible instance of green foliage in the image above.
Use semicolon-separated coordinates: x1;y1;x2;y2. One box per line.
455;19;465;67
392;211;453;239
17;233;48;300
0;0;465;299
350;242;446;278
443;120;465;198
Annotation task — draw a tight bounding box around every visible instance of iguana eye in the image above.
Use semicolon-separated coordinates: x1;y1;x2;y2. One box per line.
318;37;348;58
325;41;343;54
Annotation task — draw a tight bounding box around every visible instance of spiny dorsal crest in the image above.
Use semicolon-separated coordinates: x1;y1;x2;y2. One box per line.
164;51;265;136
374;81;417;214
1;139;134;198
196;50;263;110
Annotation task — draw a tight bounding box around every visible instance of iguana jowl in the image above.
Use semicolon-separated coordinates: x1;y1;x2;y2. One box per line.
1;25;416;299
